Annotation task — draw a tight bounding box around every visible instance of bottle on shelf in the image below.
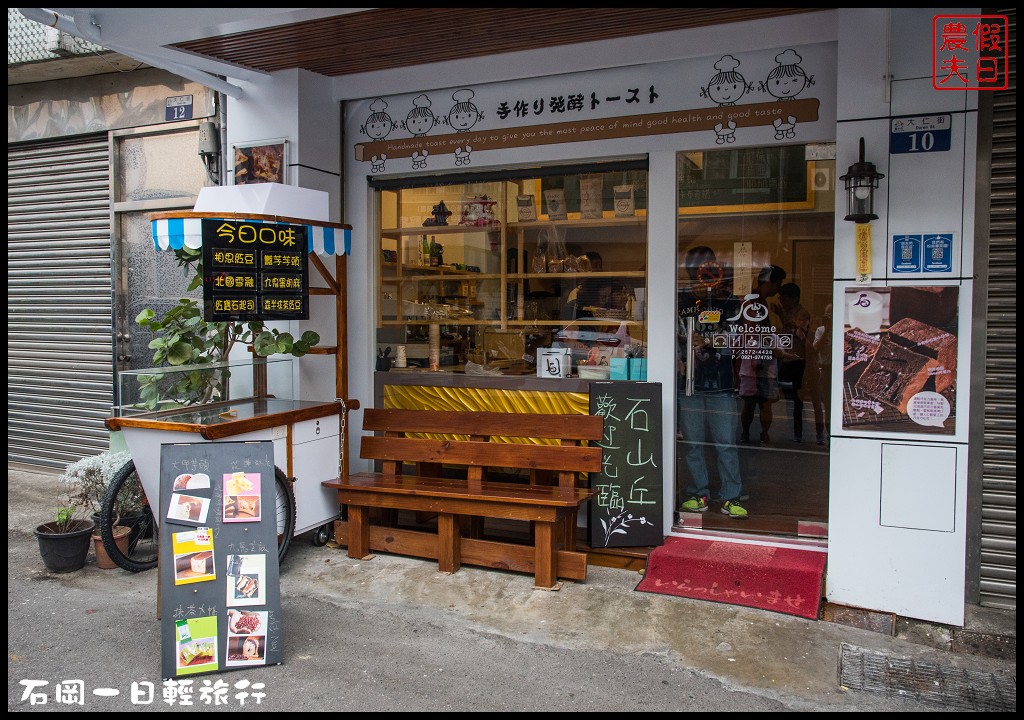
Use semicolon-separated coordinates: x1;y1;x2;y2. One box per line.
420;235;430;266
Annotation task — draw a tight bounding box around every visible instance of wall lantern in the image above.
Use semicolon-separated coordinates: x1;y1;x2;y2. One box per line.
839;137;885;223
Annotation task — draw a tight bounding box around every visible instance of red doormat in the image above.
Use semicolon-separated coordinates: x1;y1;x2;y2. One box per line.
635;536;826;620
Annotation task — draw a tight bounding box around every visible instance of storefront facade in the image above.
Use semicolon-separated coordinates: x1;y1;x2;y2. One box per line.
10;8;1013;624
328;10;990;626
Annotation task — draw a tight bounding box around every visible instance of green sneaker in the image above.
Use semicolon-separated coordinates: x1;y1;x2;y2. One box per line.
681;495;708;513
720;500;748;518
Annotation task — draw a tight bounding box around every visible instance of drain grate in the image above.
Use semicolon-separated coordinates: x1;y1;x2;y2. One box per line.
839;643;1016;712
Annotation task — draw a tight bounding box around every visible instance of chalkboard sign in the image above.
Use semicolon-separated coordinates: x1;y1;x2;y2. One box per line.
588;382;664;548
202;218;309;321
159;441;283;679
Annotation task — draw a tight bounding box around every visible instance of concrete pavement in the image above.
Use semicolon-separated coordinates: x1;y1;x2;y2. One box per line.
7;462;1014;711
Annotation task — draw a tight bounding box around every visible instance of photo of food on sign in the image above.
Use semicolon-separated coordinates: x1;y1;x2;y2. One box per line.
226;634;266;666
841;285;958;434
233;142;285;185
178;639;216;671
173;472;211;491
172;528;216;585
223;472;262;522
168;492;211;524
226;609;269;667
174;615;219;675
227;554;266;607
227;609;266;635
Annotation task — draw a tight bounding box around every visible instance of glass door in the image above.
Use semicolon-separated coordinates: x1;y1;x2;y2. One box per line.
675;144;835;537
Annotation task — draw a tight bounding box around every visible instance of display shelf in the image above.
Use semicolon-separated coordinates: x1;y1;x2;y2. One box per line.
400;271;503;281
508;216;646;230
376;168;649;375
506;271;645;280
381;224;501;239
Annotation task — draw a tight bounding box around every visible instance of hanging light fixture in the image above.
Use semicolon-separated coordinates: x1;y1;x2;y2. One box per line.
839;137;884;223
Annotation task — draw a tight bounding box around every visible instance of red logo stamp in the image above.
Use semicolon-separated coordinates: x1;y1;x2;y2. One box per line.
933;15;1009;90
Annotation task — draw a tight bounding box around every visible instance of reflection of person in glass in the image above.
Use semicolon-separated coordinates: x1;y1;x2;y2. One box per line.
739;265;787;445
568;252;611;318
677;246;748;519
811;304;833;445
777;282;816;442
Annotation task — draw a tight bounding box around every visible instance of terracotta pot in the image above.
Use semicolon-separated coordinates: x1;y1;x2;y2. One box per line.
34;519;94;573
92;525;130;569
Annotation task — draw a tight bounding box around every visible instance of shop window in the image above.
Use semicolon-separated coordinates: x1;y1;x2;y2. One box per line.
372;162;649;379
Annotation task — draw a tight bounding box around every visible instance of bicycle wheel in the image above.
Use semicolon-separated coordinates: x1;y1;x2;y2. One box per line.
101;461;294;569
99;460;159;573
274;467;296;563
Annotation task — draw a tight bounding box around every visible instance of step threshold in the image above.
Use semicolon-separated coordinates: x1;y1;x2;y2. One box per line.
668;527;828;552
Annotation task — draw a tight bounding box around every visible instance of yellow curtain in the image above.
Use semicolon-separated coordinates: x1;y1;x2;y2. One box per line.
382;384;589;445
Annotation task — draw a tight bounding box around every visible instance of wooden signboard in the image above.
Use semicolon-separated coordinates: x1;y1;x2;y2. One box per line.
587;381;664;548
159;441;283;679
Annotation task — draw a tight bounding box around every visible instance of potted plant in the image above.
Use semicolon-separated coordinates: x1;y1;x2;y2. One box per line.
33;473;94;573
58;451;136;568
133;249;319;413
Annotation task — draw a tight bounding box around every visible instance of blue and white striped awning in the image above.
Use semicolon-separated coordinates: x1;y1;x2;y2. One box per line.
151;214;352;256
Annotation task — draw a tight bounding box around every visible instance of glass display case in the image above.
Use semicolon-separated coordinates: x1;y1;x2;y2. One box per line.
115;357;297;417
374;163;648;376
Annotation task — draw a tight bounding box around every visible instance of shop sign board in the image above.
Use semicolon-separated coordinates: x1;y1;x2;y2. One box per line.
346;42;836;175
588;381;664;548
159;441;283;679
201;219;309;321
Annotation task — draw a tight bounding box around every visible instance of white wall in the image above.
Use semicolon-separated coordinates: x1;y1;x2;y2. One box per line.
827;8;980;625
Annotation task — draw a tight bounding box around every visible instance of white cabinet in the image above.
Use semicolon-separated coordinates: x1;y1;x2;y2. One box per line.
290;415;341;535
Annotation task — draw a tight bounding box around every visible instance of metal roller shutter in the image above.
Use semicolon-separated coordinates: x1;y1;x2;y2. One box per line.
8;134;113;468
979;8;1016;609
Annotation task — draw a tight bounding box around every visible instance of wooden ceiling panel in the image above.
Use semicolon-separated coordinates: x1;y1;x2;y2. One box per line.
172;8;820;77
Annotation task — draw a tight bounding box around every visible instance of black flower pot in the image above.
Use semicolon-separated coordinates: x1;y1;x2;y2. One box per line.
34;519;94;573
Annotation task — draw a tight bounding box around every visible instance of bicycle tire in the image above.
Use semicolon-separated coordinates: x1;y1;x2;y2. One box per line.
101;461;296;570
274;467;296;563
99;460;159;573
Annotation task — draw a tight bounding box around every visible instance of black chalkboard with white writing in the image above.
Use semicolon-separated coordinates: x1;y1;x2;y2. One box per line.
159;441;282;680
587;382;664;548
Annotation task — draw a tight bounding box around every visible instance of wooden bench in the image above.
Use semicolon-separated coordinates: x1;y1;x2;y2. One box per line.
323;408;603;589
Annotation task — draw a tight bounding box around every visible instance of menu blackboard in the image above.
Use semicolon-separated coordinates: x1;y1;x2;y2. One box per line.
201;218;309;321
587;382;664;548
159;441;283;679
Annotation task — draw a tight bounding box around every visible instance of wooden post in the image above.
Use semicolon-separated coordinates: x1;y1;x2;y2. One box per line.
346;504;371;559
437;513;461;574
534;521;559;590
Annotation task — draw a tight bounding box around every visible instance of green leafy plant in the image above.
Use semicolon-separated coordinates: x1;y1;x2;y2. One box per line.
48;473;92;534
132;248;319;410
